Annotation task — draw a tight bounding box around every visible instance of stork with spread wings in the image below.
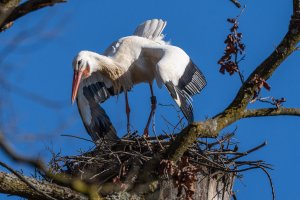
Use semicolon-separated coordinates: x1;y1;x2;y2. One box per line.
71;19;207;141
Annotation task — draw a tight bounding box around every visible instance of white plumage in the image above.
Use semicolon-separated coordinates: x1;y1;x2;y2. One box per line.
71;19;206;139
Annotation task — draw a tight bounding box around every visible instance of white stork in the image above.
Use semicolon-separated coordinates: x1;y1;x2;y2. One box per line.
71;19;207;138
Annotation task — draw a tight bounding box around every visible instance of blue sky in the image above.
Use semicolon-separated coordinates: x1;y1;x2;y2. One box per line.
0;0;299;199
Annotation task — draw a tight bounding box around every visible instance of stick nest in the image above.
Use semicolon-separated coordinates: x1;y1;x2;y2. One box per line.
48;131;273;199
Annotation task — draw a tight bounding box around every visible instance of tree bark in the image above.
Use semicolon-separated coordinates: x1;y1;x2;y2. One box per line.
0;172;87;200
156;171;233;200
103;168;234;200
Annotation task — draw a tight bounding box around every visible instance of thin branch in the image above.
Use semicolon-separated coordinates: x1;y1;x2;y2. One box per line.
61;134;95;143
0;78;65;109
243;108;300;118
262;166;276;200
0;133;46;170
230;0;241;8
251;164;276;200
228;141;267;161
0;0;67;31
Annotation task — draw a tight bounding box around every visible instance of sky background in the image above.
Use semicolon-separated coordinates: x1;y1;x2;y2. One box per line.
0;0;299;199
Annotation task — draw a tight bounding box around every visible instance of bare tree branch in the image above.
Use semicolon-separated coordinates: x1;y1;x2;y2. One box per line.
0;133;46;170
230;0;241;8
0;0;20;27
243;108;300;118
0;0;66;31
0;171;87;200
165;0;300;163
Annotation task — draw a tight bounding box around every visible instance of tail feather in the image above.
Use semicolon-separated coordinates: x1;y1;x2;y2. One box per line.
133;19;167;40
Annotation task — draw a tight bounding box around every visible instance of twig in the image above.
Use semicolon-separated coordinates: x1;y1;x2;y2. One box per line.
257;165;275;200
0;78;64;109
0;133;46;170
141;136;153;152
61;134;95;143
152;111;164;149
228;141;267;161
205;151;244;155
159;103;185;130
207;132;235;148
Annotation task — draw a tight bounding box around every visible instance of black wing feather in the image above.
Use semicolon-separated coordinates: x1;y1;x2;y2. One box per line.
177;59;207;97
165;81;194;123
76;82;119;143
164;60;206;123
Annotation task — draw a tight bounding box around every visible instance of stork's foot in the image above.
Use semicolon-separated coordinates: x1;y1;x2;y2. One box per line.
125;96;131;135
126;123;132;136
127;124;131;135
143;95;157;138
143;128;149;138
151;96;157;109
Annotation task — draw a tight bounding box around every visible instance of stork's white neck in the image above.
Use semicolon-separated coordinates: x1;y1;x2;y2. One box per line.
82;51;124;81
82;51;133;92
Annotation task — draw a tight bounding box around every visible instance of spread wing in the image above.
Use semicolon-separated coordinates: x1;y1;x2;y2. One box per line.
81;72;117;104
157;58;206;123
103;19;167;60
76;72;120;142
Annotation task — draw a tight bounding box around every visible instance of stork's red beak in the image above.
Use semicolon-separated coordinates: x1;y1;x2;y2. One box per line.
71;70;83;104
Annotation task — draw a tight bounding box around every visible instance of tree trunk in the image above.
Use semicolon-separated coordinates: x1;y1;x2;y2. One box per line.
105;168;234;200
157;173;233;200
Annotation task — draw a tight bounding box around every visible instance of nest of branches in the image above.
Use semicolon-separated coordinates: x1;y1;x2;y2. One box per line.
48;131;273;199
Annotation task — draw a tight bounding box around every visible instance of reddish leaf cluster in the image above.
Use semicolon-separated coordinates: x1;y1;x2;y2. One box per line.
271;97;286;108
160;158;198;200
250;74;286;108
250;74;271;100
218;18;245;77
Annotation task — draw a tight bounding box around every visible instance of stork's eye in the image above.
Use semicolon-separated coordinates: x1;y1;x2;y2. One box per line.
78;60;82;66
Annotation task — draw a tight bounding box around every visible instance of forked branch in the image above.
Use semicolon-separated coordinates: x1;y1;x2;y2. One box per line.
166;0;300;163
243;108;300;118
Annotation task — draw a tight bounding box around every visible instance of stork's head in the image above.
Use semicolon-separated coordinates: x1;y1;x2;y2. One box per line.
71;51;97;103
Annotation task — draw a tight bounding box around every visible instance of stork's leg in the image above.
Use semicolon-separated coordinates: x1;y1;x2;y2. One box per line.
143;83;157;137
125;91;131;134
